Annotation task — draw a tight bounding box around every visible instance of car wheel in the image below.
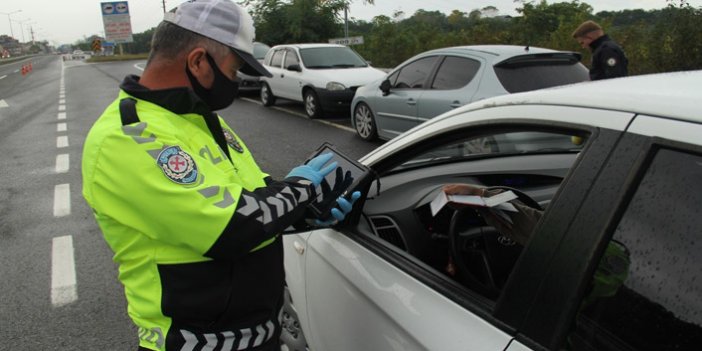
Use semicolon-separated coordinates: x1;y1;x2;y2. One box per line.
279;286;309;351
353;102;378;141
261;83;276;107
303;89;323;119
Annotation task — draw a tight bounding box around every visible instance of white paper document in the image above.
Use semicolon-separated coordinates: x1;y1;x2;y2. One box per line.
430;190;518;216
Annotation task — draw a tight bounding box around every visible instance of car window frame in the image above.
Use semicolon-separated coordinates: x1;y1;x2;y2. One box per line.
509;122;702;350
284;48;300;69
269;48;286;68
337;117;618;338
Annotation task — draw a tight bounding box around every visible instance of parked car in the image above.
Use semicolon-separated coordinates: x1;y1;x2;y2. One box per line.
236;42;271;92
351;45;589;141
281;71;702;351
260;43;386;118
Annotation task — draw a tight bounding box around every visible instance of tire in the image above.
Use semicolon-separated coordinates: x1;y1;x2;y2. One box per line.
279;286;309;351
353;102;378;141
260;82;276;107
303;89;323;119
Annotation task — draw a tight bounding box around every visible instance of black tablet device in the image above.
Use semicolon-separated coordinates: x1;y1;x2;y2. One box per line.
305;142;371;219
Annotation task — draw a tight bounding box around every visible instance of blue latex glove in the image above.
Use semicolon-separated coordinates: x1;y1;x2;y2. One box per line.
315;191;362;227
286;152;338;186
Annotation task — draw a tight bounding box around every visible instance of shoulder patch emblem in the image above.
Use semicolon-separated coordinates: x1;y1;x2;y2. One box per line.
607;57;617;67
222;129;245;153
157;146;198;184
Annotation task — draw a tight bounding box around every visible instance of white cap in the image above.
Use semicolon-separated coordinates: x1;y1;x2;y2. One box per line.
164;0;272;77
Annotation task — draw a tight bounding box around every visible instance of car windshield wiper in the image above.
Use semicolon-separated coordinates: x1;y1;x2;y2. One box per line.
331;64;360;68
306;65;333;69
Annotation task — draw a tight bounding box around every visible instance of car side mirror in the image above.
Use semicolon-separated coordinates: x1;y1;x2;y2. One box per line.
287;64;302;72
380;79;391;96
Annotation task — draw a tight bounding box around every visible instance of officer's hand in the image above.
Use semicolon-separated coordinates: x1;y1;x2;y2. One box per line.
286;153;337;186
320;168;354;200
315;191;362;227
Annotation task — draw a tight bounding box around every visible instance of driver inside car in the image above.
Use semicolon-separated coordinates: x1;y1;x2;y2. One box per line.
441;183;631;311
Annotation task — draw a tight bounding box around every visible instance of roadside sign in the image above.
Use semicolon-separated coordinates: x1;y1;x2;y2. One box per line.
328;36;364;46
101;1;133;43
92;39;102;52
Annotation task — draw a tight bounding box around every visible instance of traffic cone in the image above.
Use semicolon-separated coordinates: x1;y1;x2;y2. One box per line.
28;62;32;72
21;64;26;76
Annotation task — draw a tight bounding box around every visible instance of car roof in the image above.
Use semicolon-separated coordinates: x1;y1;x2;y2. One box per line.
420;45;572;62
457;70;702;124
271;43;346;50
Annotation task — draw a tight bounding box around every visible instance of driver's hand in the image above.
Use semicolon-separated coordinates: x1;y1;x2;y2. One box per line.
442;183;486;196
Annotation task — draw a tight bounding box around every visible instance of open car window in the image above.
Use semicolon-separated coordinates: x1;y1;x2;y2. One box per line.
358;126;591;304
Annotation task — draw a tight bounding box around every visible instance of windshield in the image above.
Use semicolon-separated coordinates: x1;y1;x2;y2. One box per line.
253;43;271;60
299;47;368;69
396;131;586;170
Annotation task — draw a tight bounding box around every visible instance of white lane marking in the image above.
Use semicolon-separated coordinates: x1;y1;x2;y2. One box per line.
57;136;69;148
58;112;66;120
0;99;7;108
58;105;65;111
59;99;65;104
134;63;145;71
51;235;78;307
53;183;71;217
57;123;67;132
238;96;355;133
56;154;69;173
0;75;6;80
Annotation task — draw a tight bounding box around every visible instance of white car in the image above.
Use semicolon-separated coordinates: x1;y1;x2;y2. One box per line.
281;71;702;351
260;43;386;118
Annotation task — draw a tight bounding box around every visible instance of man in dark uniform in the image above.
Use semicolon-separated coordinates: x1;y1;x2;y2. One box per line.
572;20;628;80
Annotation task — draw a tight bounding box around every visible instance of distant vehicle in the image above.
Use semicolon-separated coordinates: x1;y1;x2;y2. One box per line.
281;70;702;351
236;42;271;92
351;45;589;141
260;43;386;118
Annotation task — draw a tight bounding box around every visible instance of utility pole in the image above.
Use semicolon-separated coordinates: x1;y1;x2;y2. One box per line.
0;10;22;39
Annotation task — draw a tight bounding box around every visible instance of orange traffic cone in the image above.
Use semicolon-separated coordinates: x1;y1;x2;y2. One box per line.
28;62;32;72
21;64;26;76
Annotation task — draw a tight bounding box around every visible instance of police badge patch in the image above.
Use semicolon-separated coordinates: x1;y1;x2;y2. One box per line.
222;129;244;153
157;146;198;184
607;57;617;67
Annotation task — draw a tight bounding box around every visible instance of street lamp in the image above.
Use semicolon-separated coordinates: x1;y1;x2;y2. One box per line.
0;10;22;39
15;18;32;43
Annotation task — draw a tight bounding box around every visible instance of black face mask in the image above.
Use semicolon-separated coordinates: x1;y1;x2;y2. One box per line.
185;52;239;111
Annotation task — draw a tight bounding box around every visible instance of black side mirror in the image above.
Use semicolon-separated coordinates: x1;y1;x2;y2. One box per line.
379;79;391;96
287;64;302;72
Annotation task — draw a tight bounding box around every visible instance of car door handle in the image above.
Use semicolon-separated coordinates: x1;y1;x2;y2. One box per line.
293;241;305;255
406;98;416;106
450;101;462;108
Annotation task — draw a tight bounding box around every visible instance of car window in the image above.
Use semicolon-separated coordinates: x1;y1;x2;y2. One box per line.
567;148;702;351
253;43;271;60
299;46;368;69
270;49;285;68
494;62;589;93
284;49;300;69
393;56;439;89
395;131;585;171
431;56;481;90
362;127;590;304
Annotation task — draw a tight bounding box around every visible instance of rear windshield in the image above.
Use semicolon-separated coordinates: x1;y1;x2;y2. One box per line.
495;62;589;93
299;47;368;69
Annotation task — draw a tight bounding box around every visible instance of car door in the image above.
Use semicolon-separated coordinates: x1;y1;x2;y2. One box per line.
373;56;440;138
277;48;304;102
264;48;286;96
288;105;635;351
416;55;483;124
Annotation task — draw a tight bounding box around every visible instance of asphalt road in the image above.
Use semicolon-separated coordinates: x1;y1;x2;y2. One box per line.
0;55;382;349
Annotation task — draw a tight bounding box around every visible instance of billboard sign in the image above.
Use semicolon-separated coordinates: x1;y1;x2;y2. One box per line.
101;2;133;43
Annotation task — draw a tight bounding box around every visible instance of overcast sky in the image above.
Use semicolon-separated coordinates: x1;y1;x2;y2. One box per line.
1;0;700;45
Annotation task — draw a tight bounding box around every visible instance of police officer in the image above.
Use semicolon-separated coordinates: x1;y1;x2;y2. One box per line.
82;1;359;350
572;20;629;80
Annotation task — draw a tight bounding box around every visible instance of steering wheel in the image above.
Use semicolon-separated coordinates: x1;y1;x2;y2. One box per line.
448;186;541;299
